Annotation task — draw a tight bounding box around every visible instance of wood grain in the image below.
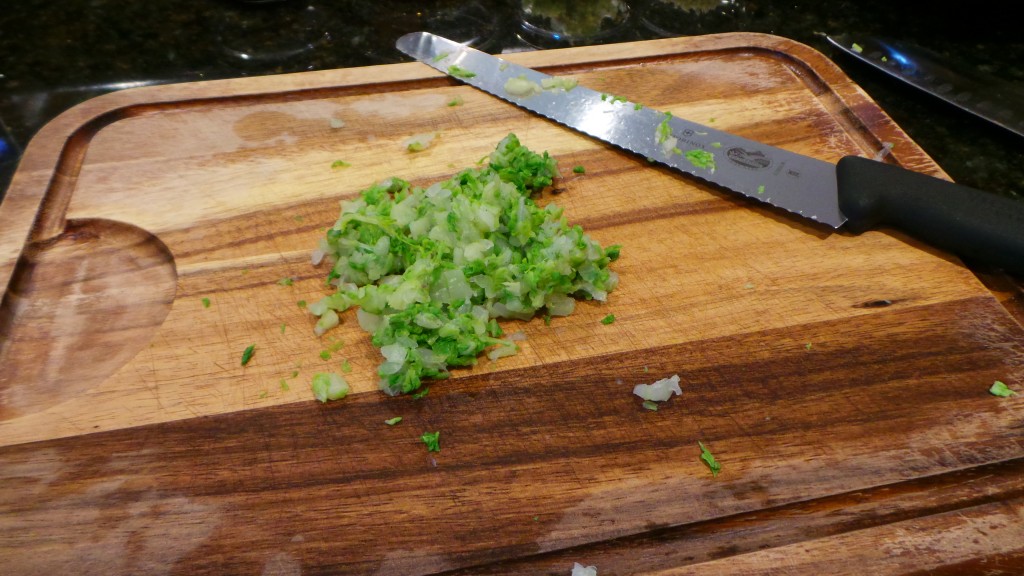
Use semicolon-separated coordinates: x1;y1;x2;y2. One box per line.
1;33;1023;575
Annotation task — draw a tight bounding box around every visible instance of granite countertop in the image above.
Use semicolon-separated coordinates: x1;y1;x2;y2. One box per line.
1;0;1022;205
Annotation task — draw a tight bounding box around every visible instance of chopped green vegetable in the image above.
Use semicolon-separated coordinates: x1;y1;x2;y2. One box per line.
278;277;294;286
881;56;888;62
498;62;509;71
311;372;350;402
432;51;450;63
331;160;351;169
258;390;268;399
385;416;403;425
280;323;287;334
201;297;211;308
319;350;331;361
757;184;766;195
684;149;716;171
610;95;628;104
572;165;586;174
698;441;721;477
990;380;1017;397
291;369;300;378
297;300;307;308
600;93;609;101
340;359;353;373
412;386;430;400
447;65;476;78
404;132;439;152
421;431;441;452
633;103;643;111
601;314;616;325
656;112;678;156
804;342;812;350
852;42;864;53
280;379;290;391
642;400;659;411
241;344;256;366
710;142;722;148
309;134;619;396
540;76;578;91
447;96;464;107
504;74;543;98
328;340;344;352
294;215;305;222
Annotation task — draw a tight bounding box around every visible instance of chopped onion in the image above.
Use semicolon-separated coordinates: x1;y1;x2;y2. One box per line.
633;374;682;402
571;563;597;576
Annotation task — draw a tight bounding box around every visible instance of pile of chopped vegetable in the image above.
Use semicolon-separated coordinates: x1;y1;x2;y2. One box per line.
309;134;620;395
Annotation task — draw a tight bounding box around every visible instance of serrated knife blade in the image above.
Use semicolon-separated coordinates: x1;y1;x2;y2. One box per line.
396;32;1024;275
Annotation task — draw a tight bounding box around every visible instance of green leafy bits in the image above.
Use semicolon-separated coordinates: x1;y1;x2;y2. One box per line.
308;134;619;396
685;149;716;171
278;277;294;286
331;160;351;169
601;314;616;325
385;416;403;425
311;372;350;403
698;441;721;477
432;51;450;63
201;297;211;308
990;380;1017;397
421;431;441;452
572;165;586;174
447;65;476;79
504;75;543;98
447;96;464;107
241;344;256;366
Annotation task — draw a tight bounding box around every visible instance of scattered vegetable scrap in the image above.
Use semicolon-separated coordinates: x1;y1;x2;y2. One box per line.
308;134;620;396
447;64;475;79
241;344;256;366
331;160;351;169
297;300;307;308
698;441;721;477
641;400;659;411
319;350;332;361
411;386;430;400
340;359;353;373
601;314;615;325
278;277;294;286
329;118;346;129
757;184;766;195
685;149;715;171
572;563;598;576
504;75;543;98
311;372;349;403
633;374;681;403
432;51;450;63
572;165;586;174
447;96;464;107
201;297;211;308
421;431;441;452
990;380;1017;397
541;76;578;91
404;132;439;152
385;417;403;426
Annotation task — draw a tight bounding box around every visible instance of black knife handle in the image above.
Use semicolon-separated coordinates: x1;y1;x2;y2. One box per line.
836;155;1024;275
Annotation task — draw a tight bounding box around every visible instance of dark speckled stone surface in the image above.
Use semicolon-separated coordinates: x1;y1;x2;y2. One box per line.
1;0;1022;203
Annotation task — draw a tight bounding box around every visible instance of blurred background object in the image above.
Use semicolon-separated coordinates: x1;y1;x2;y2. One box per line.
1;0;1021;203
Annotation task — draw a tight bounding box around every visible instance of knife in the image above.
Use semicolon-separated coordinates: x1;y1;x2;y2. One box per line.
825;34;1024;140
396;32;1024;275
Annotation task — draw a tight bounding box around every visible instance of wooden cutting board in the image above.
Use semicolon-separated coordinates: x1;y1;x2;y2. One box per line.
2;33;1023;575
